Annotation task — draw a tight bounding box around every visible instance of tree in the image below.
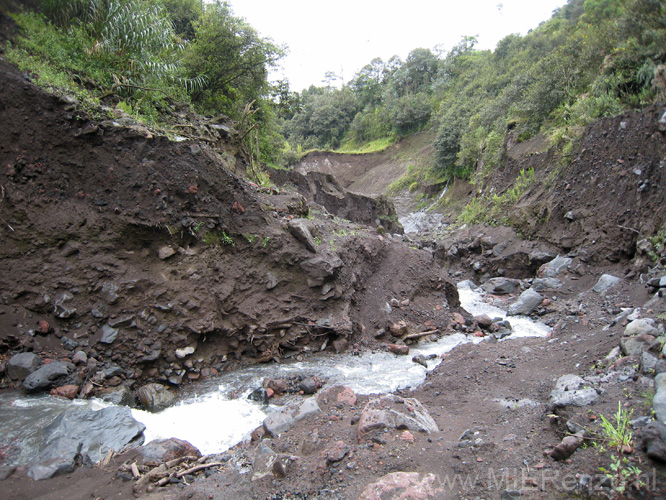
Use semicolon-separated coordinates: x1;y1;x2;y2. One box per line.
185;1;283;116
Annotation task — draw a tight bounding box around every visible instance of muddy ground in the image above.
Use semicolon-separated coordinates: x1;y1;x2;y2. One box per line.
2;5;666;498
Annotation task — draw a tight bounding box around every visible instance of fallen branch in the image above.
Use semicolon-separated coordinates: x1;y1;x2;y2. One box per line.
403;330;440;341
176;462;223;478
618;224;640;234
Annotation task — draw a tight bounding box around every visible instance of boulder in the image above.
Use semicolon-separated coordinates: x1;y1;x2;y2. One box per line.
137;383;176;412
299;254;343;287
50;385;79;400
621;333;657;357
508;288;543;316
139;438;201;463
251;443;289;480
98;384;135;407
549;375;598;408
482;278;521;295
23;361;74;393
6;352;41;381
359;472;443;500
531;277;562;292
592;274;621;294
316;385;357;406
640;421;666;462
357;394;438;441
287;219;317;253
263;397;321;437
27;406;145;480
538;255;572;278
625;318;659;337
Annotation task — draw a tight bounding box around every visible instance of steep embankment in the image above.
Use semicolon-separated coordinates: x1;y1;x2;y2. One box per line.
0;57;460;397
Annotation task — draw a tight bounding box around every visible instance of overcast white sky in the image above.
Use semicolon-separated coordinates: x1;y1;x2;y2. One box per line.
228;0;569;92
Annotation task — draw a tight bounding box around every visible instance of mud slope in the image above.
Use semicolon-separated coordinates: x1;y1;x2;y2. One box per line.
0;58;459;393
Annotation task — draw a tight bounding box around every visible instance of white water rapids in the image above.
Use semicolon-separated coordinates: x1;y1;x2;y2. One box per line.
0;282;550;462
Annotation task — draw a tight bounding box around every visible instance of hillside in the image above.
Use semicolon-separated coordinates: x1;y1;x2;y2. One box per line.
2;1;666;500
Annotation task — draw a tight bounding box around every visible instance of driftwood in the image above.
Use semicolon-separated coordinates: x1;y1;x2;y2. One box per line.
128;455;224;493
403;329;440;341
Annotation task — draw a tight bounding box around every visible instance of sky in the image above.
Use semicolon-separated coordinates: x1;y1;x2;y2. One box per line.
228;0;569;92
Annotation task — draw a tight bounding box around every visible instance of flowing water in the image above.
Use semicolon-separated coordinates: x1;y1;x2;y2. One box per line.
0;282;550;464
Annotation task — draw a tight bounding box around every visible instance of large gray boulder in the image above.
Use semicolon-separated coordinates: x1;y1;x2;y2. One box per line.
592;274;621;294
23;361;74;393
6;352;41;381
299;254;343;287
508;288;543;316
549;374;598;408
538;255;572;278
27;406;145;480
263;397;321;437
357;394;438;441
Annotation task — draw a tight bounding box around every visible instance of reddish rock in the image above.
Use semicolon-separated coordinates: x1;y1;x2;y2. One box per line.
50;384;79;400
473;331;485;337
387;344;409;355
451;312;465;326
317;385;357;406
187;371;200;380
332;338;349;353
399;430;415;443
324;440;350;463
265;388;275;399
200;367;219;378
264;377;289;394
359;472;444;500
38;321;51;335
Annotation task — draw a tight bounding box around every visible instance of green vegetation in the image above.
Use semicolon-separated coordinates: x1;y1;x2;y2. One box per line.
4;0;665;201
6;0;284;160
281;0;665;191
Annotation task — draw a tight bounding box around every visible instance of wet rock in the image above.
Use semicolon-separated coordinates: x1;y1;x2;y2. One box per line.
508;288;543;316
482;278;521;295
287;218;317;253
24;361;74;393
99;324;119;344
263;397;321;437
640;421;666;461
493;320;513;339
412;354;428;368
137;383;176;412
300;253;343;287
249;388;269;404
592;274;621;294
357;394;438;441
264;378;289;394
474;314;493;329
299;377;317;395
6;352;41;381
27;406;145;480
387;344;409;355
359;472;443;500
50;384;79;400
538;255;572;278
139;438;201;463
98;384;134;407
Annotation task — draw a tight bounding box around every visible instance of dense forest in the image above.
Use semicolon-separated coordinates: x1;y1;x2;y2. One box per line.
5;0;666;188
